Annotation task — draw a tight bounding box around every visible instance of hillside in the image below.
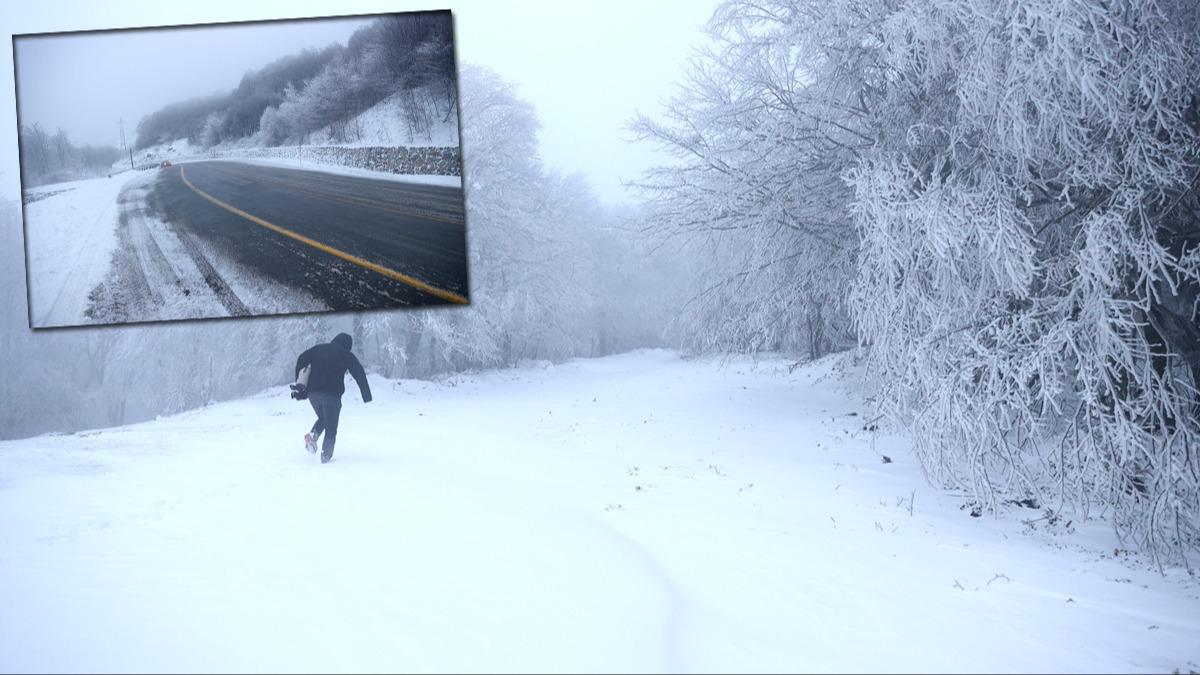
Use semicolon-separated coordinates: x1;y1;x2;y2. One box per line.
305;88;459;148
125;88;460;171
1;350;1196;672
133;12;456;154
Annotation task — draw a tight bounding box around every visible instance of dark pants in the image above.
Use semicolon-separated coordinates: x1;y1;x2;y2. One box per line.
309;391;343;459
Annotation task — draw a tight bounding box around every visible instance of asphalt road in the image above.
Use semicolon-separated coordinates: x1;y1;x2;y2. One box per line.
152;160;469;311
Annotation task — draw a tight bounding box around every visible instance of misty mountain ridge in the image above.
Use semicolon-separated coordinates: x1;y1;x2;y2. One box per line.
134;12;456;152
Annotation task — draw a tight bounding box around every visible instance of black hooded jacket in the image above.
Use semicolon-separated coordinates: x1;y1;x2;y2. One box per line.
295;333;373;401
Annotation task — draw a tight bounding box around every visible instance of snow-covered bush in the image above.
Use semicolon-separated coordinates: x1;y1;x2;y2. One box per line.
257;105;288;146
199;112;224;148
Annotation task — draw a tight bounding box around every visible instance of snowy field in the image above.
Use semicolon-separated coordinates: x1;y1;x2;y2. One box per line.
0;351;1196;673
22;170;153;327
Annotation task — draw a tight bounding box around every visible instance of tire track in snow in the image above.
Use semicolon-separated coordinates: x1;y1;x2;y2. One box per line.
582;514;690;671
86;175;244;323
172;228;250;317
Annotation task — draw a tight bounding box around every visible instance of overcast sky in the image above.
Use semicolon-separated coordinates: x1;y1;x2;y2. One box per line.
1;0;717;204
14;17;376;149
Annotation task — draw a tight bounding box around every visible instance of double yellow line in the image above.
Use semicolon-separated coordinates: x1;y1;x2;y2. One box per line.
180;166;468;305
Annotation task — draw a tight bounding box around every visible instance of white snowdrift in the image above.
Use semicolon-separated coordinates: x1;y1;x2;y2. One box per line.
0;351;1196;672
23;170;155;328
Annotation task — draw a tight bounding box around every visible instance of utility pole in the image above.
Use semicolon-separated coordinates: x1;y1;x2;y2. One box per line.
118;118;133;170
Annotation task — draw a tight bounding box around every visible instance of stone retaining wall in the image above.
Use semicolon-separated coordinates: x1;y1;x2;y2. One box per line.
149;145;462;177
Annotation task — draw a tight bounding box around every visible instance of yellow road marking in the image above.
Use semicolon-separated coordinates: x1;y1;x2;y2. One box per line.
179;166;468;305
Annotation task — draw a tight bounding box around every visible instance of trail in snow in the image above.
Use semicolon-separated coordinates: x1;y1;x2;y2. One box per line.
0;350;1196;673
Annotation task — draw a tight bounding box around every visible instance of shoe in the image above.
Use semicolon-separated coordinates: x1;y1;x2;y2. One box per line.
304;433;317;454
320;453;333;464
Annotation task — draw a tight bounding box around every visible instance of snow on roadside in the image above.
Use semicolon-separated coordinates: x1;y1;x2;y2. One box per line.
217;156;462;188
23;170;155;328
83;169;328;324
140;139;465;188
0;350;1196;672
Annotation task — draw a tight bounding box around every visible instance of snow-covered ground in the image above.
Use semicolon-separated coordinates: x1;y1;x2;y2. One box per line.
1;350;1195;673
22;170;153;328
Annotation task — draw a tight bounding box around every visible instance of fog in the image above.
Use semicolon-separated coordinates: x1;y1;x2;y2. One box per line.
451;0;717;204
14;16;374;149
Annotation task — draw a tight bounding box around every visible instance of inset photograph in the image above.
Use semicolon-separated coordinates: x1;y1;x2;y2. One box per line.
14;10;468;329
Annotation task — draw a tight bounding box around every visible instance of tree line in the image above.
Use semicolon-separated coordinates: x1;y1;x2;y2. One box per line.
18;124;121;187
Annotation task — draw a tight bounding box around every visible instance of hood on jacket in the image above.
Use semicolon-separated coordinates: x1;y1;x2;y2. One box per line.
331;333;353;351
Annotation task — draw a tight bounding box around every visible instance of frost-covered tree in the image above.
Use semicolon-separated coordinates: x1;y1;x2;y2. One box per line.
639;0;1200;562
199;112;224;148
845;0;1200;563
134;12;457;150
630;2;872;359
17;123;121;185
258;105;288;146
134;91;232;149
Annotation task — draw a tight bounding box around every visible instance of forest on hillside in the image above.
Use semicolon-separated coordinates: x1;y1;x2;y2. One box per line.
134;11;456;149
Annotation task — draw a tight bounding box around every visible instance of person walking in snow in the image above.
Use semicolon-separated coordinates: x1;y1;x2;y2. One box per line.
294;332;372;463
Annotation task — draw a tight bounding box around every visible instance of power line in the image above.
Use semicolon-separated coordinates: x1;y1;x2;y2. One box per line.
118;118;132;170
